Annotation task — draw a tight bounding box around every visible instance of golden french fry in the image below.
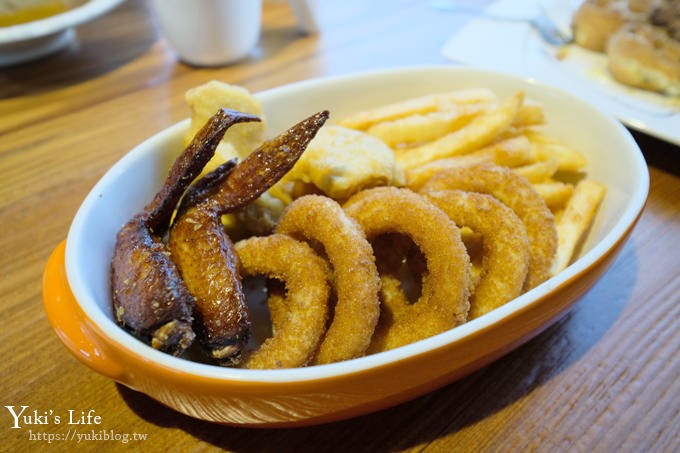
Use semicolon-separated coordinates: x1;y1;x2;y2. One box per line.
533;180;575;211
338;88;498;130
533;143;588;172
396;91;524;170
525;130;587;172
514;159;559;183
513;102;545;127
406;135;533;189
523;129;554;145
367;104;489;147
480;135;535;167
552;180;606;274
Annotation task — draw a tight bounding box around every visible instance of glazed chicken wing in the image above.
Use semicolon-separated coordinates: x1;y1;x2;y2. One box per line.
111;109;260;355
169;110;329;364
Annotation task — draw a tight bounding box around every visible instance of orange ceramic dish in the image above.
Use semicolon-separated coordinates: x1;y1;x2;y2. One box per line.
42;66;649;427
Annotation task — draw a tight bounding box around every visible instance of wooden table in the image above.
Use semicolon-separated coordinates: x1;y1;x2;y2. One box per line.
1;0;678;451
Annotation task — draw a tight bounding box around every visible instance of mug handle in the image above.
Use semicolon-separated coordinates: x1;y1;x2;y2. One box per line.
42;241;126;383
288;0;319;34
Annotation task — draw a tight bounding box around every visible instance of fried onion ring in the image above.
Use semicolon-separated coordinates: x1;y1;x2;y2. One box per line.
419;162;557;289
343;187;471;353
234;234;330;369
423;190;530;319
275;195;380;364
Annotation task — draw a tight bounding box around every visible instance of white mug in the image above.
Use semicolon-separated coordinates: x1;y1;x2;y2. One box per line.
150;0;262;66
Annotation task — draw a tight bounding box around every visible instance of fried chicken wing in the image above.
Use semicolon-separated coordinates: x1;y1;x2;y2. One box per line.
111;109;260;355
169;110;329;364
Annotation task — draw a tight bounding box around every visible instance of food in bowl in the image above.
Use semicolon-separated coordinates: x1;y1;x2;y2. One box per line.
109;78;607;370
45;67;647;426
111;108;328;363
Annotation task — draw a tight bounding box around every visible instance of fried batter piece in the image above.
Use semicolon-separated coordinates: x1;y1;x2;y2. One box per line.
169;111;329;364
283;125;405;200
111;109;260;356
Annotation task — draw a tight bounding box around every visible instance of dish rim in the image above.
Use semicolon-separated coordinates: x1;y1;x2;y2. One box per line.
63;65;650;384
0;0;126;42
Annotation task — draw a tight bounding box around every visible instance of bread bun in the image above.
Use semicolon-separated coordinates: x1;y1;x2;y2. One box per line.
628;0;660;14
573;0;629;51
650;0;680;40
606;22;680;95
572;0;652;51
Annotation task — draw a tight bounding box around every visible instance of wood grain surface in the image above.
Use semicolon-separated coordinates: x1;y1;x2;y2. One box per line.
1;0;678;451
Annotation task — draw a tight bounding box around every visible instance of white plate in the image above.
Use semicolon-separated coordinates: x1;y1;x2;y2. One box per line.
0;0;126;66
440;0;680;146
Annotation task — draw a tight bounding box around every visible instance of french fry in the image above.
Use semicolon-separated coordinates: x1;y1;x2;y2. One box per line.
533;180;575;211
406;135;533;189
513;101;545;127
525;130;587;172
395;92;524;170
533;142;587;173
514;159;559;183
338;88;498;130
491;136;536;164
367;104;489;147
551;180;606;274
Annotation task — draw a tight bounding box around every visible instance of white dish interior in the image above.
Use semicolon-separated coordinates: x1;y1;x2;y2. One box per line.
64;66;649;383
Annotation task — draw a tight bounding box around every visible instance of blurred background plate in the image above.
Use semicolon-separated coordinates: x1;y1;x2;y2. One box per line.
440;0;680;146
0;0;126;66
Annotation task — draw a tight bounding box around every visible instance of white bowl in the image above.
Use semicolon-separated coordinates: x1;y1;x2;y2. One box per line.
43;66;649;427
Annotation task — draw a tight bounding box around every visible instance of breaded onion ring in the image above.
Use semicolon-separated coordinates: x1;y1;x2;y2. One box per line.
234;234;330;369
419;163;557;289
423;190;530;319
344;187;471;353
275;195;381;364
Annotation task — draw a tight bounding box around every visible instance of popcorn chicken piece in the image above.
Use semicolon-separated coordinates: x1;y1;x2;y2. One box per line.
285;125;405;200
